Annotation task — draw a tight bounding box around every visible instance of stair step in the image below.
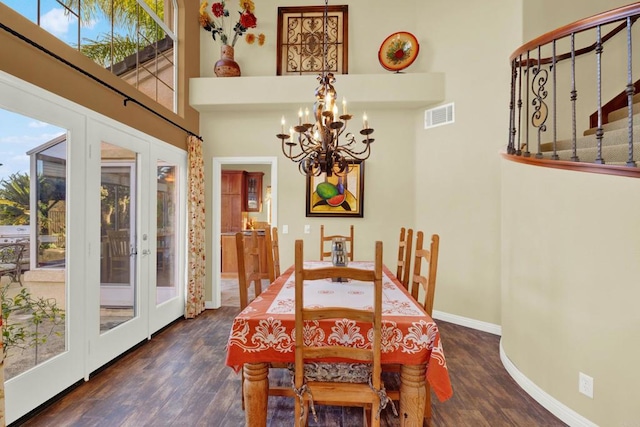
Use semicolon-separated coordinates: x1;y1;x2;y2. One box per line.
607;93;640;123
584;110;640;136
539;123;640;152
538;142;640;163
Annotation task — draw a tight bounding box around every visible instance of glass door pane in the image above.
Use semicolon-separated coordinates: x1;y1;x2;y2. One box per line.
156;162;177;304
0;110;67;379
99;145;137;332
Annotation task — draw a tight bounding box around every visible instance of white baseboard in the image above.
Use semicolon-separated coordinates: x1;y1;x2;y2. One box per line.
500;342;598;427
432;310;502;336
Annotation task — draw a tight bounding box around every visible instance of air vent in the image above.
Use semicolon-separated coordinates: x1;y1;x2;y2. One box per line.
424;102;455;129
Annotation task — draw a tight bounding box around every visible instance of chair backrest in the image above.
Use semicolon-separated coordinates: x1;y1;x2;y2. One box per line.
319;224;354;261
271;227;281;279
235;231;264;309
0;243;25;283
107;230;131;258
294;239;383;406
264;227;280;283
410;232;440;316
396;227;414;289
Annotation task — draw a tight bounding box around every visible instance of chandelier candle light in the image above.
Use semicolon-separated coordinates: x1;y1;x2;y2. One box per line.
276;1;374;177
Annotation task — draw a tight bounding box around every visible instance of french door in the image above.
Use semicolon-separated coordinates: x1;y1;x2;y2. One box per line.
86;120;186;372
1;72;186;424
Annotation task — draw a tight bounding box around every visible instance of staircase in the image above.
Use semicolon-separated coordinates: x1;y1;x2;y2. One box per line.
536;94;640;165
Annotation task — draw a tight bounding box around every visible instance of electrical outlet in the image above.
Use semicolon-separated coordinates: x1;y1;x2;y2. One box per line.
282;225;288;234
579;372;594;398
304;224;311;234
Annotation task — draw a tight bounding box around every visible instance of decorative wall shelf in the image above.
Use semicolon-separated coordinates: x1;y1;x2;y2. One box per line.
189;73;445;112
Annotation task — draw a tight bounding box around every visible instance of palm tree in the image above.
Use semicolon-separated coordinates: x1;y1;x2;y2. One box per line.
62;0;166;67
0;172;30;225
0;172;65;232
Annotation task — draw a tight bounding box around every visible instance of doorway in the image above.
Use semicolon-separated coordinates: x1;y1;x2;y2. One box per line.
212;157;278;308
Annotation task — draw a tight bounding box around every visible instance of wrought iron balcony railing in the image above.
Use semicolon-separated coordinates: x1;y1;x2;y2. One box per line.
505;2;640;178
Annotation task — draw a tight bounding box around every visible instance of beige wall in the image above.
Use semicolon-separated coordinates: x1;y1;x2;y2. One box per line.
202;110;416;286
522;0;633;41
502;1;640;424
501;159;640;425
411;0;522;325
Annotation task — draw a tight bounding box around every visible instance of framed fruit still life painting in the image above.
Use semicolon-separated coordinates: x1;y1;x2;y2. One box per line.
306;160;365;217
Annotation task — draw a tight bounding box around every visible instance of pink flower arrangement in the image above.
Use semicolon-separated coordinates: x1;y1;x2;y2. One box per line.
199;0;265;47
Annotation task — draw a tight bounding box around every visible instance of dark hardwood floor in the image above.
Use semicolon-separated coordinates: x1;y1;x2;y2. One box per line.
15;306;567;427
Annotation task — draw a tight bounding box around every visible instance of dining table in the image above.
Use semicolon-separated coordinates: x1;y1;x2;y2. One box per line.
225;260;453;426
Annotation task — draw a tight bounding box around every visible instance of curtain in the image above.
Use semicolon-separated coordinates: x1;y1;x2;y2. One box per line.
185;135;206;318
0;316;5;426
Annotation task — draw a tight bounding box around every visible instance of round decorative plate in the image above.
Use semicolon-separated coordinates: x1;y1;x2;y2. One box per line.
378;31;420;72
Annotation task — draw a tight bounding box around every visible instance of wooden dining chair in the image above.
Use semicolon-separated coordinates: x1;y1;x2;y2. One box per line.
386;231;441;422
236;230;294;408
410;232;440;316
262;226;281;284
271;227;281;279
0;242;26;286
293;239;393;426
396;227;413;289
235;231;264;310
106;229;131;282
319;224;354;261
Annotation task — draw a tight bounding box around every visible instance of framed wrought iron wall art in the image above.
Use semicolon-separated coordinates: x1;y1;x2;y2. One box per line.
276;5;348;76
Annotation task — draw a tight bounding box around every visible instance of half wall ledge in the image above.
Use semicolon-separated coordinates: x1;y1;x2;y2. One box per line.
189;73;445;112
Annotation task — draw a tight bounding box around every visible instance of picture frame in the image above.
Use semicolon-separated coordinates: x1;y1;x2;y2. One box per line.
306;160;364;217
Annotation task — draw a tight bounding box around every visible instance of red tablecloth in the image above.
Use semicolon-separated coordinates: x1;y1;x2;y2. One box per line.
225;261;453;402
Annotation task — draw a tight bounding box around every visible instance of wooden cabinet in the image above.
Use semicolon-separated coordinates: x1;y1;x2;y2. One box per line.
245;172;264;212
222;170;266;232
221;171;245;233
222;170;245;195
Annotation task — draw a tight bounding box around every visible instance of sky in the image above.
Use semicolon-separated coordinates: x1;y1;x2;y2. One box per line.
0;0;114;182
0;109;65;182
1;0;106;45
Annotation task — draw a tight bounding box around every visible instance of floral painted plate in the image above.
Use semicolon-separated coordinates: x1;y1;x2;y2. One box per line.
378;31;420;72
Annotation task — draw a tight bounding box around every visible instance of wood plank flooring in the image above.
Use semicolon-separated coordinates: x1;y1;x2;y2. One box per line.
14;301;567;427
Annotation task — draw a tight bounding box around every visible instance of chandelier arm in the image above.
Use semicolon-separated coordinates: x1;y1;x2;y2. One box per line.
299;133;321;150
335;142;373;158
281;139;316;162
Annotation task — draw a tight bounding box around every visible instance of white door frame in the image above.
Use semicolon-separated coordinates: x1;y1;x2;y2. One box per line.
211;156;278;308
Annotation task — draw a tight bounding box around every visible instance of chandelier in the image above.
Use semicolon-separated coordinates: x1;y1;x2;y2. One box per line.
276;0;374;177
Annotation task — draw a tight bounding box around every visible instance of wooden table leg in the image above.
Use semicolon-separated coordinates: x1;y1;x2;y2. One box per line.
399;364;427;427
243;362;269;427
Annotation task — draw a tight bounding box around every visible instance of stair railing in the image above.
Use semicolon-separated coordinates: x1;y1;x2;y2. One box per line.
506;2;640;176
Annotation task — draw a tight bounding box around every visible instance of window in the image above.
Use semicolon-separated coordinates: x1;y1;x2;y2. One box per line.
1;0;177;112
